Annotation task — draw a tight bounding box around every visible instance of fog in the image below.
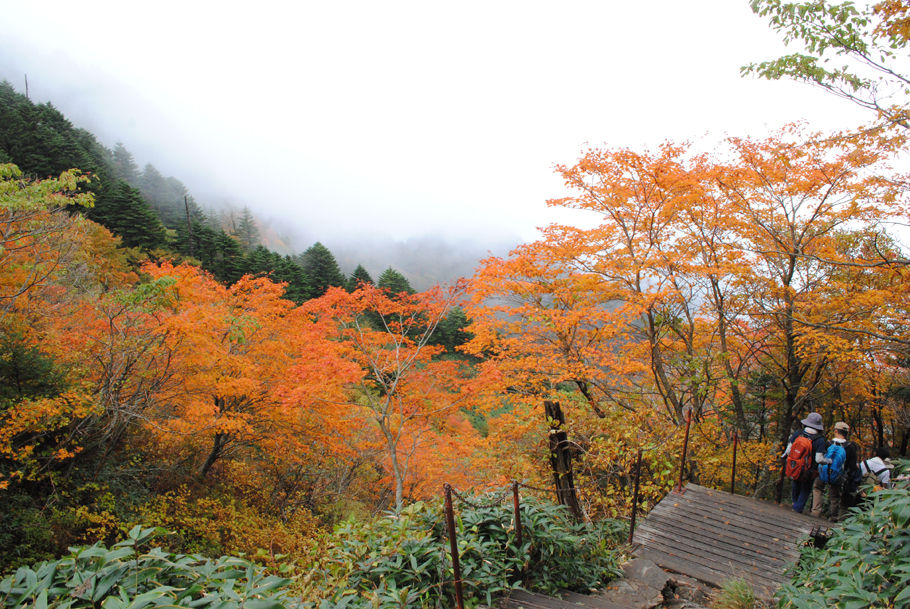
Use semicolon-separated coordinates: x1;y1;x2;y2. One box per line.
0;1;869;284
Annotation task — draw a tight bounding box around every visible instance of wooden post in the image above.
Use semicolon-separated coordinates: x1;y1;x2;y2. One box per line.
730;432;738;495
545;400;583;520
628;448;643;545
676;410;692;493
776;442;787;504
512;480;523;549
443;484;464;609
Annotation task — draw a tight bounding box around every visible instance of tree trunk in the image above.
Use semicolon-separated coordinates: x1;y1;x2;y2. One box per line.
574;380;605;418
379;420;405;510
200;432;227;479
872;400;885;448
712;278;747;432
544;400;583;520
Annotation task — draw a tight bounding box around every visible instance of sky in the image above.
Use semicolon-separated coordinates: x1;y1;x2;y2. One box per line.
0;1;869;255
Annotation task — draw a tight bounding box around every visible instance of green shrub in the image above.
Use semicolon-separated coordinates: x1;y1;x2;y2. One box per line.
0;526;303;609
311;492;626;609
1;494;626;609
713;578;762;609
0;490;57;571
777;460;910;609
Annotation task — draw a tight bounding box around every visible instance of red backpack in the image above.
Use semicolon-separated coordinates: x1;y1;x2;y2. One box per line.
785;434;814;481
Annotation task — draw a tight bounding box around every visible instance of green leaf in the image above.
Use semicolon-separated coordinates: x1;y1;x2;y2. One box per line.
125;587;176;609
33;588;48;609
102;596;127;609
241;601;286;609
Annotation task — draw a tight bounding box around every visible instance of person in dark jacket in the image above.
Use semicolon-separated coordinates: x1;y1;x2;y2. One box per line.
811;421;854;520
836;422;860;511
783;412;828;513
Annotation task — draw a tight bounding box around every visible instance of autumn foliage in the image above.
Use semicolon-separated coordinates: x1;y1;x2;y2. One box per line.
465;127;909;513
1;91;909;580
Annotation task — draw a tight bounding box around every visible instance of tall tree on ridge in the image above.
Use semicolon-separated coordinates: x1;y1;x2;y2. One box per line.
234;206;260;252
111;142;139;184
377;267;414;296
299;242;345;299
347;264;374;291
87;180;167;250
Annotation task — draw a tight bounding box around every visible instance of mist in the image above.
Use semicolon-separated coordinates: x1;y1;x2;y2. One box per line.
0;0;870;288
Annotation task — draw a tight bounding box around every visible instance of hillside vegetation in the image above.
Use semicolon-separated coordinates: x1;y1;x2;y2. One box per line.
1;3;909;608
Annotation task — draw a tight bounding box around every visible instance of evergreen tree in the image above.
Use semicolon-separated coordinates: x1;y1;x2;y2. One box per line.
245;246;310;303
0;82;106;179
0;332;66;405
88;180;167;250
274;256;310;304
347;264;374;291
137;163;197;228
138;163;164;201
111;142;139;184
299;242;345;299
176;221;217;264
430;306;473;354
71;127;111;179
377;267;414;296
234;206;259;252
246;245;278;275
0;81;27;165
211;231;247;284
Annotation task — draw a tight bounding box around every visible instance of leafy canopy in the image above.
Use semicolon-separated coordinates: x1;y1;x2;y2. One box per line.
744;0;910;131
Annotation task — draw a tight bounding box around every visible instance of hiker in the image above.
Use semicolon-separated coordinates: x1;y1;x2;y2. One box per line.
783;412;828;514
858;446;894;490
810;421;852;520
835;422;861;510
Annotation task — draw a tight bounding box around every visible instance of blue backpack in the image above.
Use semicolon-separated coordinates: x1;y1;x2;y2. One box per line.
819;442;846;484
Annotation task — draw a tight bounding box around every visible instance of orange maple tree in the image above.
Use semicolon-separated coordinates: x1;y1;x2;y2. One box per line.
466;126;909;501
141;262;353;481
304;281;491;508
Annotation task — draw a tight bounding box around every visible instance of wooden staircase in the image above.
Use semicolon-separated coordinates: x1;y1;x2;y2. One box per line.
632;484;819;599
497;483;820;608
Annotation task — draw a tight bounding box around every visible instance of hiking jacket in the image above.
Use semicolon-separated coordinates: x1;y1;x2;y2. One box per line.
859;457;892;486
843;441;858;484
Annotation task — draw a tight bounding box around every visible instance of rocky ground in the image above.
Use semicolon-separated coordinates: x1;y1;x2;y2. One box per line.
597;557;716;609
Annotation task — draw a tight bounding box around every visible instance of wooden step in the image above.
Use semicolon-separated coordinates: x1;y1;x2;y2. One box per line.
632;483;821;600
500;589;632;609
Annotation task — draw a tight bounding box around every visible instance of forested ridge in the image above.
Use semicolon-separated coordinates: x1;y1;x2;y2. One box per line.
0;79;479;565
0;79;444;305
2;3;910;608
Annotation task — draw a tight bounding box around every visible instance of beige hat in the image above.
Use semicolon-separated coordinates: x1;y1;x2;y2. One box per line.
834;421;850;432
